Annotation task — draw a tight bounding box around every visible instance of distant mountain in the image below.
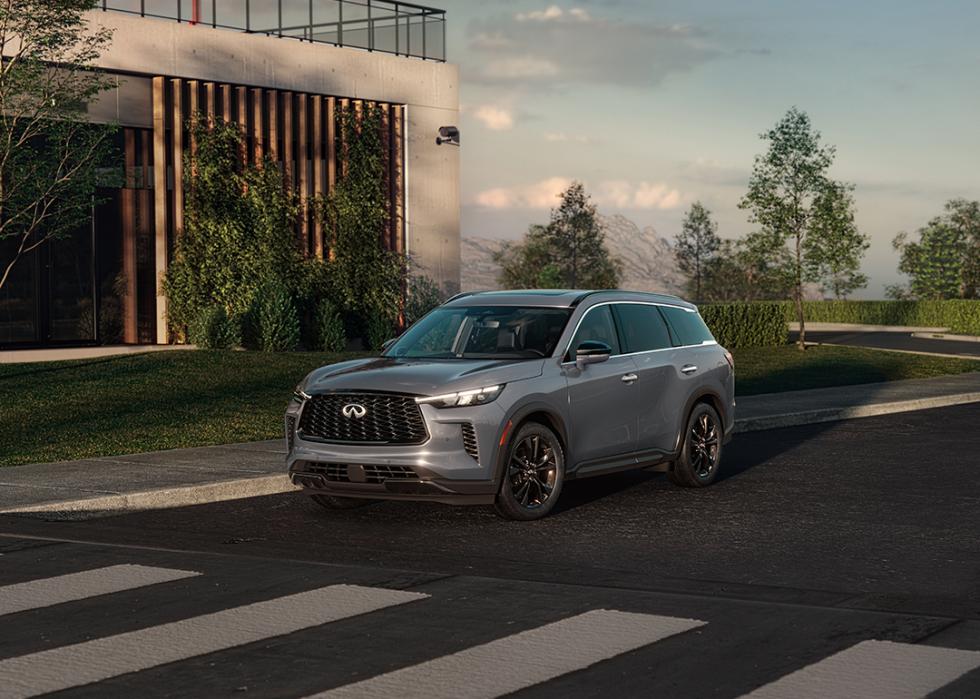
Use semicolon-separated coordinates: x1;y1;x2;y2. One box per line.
461;214;685;295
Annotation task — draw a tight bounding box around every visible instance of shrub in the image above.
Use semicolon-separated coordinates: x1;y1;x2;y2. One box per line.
312;298;347;352
363;311;395;351
257;280;300;352
187;305;241;349
405;274;445;326
699;303;788;348
787;300;980;335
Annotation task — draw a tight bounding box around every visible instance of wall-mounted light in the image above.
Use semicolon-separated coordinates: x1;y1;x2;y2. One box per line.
436;126;460;146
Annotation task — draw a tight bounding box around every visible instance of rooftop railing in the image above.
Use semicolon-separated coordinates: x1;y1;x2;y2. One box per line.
100;0;447;62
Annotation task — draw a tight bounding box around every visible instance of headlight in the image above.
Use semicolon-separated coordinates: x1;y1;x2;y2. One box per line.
415;384;504;409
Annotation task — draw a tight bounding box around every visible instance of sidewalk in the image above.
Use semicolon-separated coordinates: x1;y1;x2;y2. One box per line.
2;372;979;519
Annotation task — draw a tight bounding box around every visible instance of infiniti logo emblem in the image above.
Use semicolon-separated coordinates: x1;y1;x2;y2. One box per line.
341;403;367;419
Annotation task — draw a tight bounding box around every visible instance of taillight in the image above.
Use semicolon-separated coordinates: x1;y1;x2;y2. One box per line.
724;349;734;371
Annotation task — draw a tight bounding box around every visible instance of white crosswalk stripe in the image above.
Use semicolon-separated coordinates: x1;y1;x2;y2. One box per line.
308;609;706;699
740;639;980;699
0;564;199;617
0;584;428;699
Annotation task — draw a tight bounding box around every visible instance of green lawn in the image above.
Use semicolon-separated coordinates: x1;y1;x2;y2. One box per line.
1;345;978;467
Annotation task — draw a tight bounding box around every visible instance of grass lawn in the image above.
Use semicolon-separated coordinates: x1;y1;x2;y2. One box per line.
1;344;978;466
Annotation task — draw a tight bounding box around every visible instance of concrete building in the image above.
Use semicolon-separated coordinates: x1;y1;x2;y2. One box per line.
0;0;458;348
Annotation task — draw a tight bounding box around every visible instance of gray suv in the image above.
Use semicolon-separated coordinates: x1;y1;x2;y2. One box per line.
286;290;735;520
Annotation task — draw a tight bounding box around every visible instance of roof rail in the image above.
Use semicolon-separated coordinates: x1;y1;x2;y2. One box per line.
445;290;482;303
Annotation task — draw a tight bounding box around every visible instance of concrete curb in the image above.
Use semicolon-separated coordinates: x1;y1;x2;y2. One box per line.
911;332;980;343
788;322;949;333
809;341;980;361
734;391;980;433
0;474;299;521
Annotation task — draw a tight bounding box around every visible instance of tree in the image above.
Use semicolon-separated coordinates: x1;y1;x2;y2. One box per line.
495;182;621;290
0;0;116;292
739;107;864;349
674;201;720;301
803;181;869;299
890;199;980;300
701;237;794;303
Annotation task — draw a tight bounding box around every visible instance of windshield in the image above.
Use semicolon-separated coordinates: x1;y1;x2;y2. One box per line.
385;306;573;360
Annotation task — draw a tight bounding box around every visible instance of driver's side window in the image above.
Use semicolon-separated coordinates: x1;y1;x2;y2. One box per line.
567;306;621;359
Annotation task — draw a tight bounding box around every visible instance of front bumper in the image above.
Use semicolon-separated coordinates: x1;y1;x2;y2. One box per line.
285;400;505;505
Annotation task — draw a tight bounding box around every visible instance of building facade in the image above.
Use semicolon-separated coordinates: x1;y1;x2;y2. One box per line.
0;1;459;348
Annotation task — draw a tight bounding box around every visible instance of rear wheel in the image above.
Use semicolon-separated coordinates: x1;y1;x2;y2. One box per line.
494;422;564;521
669;403;723;487
311;494;376;510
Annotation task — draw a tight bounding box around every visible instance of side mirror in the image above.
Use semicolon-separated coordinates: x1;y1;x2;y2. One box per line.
574;340;612;368
381;338;397;352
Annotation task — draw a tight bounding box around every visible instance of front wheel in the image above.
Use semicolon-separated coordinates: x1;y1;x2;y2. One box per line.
494;422;565;521
669;403;723;488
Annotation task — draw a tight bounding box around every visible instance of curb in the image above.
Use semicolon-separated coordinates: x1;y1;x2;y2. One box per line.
788;322;949;333
734;391;980;433
0;474;299;521
809;341;980;361
911;332;980;344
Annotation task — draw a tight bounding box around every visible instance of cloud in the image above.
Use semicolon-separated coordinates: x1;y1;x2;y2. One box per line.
465;5;720;88
470;105;515;130
474;177;683;211
544;132;598;144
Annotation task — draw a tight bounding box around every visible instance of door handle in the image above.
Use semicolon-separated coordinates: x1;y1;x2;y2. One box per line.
621;373;638;384
681;364;698;375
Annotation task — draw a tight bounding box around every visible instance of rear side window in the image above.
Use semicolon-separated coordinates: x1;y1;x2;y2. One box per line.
660;306;715;346
567;305;621;357
613;304;672;353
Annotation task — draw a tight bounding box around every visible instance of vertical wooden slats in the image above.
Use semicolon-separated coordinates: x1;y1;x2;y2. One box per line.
338;98;349;178
171;79;184;238
205;82;216;125
267;90;279;161
221;83;232;123
121;129;138;344
297;93;310;255
235;86;248;163
151;76;168;344
312;95;324;259
187;80;199;153
282;91;293;184
252;88;264;162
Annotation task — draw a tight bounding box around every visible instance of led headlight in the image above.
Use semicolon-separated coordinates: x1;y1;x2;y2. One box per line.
415;385;504;409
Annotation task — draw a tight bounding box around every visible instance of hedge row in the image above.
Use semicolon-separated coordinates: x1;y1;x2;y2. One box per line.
784;300;980;336
699;303;788;348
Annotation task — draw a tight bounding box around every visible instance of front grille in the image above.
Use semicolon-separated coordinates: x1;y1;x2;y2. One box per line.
285;416;297;452
304;463;418;484
298;393;427;445
461;423;479;461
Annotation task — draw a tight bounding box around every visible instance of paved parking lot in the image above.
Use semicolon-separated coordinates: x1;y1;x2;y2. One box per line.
2;404;980;697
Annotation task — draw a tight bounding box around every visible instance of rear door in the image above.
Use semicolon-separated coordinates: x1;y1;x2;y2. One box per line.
561;304;640;470
612;303;685;459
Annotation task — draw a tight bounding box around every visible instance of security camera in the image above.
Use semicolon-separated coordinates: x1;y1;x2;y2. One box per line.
436;126;460;146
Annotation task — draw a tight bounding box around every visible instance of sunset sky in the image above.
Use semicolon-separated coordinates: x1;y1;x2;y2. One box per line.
446;0;980;297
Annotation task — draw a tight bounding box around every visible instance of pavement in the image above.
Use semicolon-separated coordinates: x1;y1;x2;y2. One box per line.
2;405;979;697
790;329;980;358
3;371;980;519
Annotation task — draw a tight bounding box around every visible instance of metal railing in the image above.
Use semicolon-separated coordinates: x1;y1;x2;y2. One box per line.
100;0;447;62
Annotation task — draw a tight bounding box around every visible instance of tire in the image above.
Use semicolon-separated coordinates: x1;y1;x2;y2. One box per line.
669;403;723;488
494;422;565;521
310;494;376;510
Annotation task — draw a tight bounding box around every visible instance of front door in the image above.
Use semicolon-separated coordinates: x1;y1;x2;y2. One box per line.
561;304;640;471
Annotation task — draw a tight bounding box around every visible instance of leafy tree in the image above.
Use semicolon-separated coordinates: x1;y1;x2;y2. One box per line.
404;274;445;326
892;203;973;300
947;199;980;298
803;181;869;299
256;278;300;352
164;119;301;335
0;0;116;292
674;201;720;302
739;107;864;349
701;237;794;302
496;183;620;290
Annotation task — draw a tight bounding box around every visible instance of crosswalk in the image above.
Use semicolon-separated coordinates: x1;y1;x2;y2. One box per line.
1;561;979;698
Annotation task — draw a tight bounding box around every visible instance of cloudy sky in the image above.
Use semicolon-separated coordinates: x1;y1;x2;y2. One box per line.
445;0;980;298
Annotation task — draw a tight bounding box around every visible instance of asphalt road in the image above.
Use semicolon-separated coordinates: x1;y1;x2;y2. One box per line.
791;330;980;357
2;404;980;697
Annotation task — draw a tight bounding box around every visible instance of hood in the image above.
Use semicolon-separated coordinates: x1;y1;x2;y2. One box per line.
302;357;546;397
